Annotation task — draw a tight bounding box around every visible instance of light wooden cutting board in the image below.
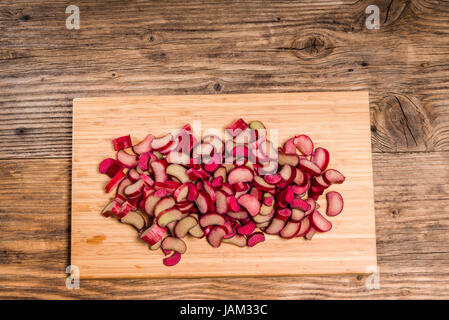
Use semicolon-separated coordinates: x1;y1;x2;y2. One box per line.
71;92;377;279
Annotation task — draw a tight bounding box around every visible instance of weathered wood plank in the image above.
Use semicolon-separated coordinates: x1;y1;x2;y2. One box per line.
0;152;448;299
1;0;449;158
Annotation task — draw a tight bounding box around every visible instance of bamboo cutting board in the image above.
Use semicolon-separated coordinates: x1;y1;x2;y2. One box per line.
71;92;377;279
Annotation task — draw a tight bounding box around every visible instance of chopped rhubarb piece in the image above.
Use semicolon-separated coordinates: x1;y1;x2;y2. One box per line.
213;166;227;182
296;217;311;237
298;159;321;176
280;221;301;239
253;175;275;192
141;224;167;246
187;183;199;201
105;160;123;178
311;210;332;232
113;135;132;151
195;191;212;214
99;158;115;175
121;211;146;231
153;196;176;218
133;134;154;155
293;135;314;156
115;201;136;219
101;201;121;217
292;181;310;196
203;153;221;173
220;183;234;196
186;168;202;181
163;252;182;267
290;208;305;222
305;227;317;240
203;180;216;202
141;173;155;187
283;138;296;154
278;152;299;167
252;211;274;223
124;179;145;198
174;215;198;238
279;186;294;205
128;168;140;182
138;152;151;171
236;221;255;236
200;213;226;228
226;118;249;137
150;160;168;183
228;166;254;185
312;175;330;189
223;234;247;247
215;190;228;214
249;187;262;201
265;217;286;235
275;208;292;221
237;194;260;217
311;147;330;171
263;193;274;206
247;232;265;247
264;173;282;185
326;191;344;217
161;237;187;254
173;182;189;202
304;198;316;216
207;226;228;248
151;133;174;152
166;163;189;183
116;149;138;168
233;182;250;192
157;208;183;227
323;169;346;184
105;170;126;193
226;210;248;220
293;168;305;186
290;198;310;211
155;181;180;194
188;214;205;238
211;176;223;188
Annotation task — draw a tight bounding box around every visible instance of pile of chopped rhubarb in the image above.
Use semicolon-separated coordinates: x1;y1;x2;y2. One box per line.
99;119;345;266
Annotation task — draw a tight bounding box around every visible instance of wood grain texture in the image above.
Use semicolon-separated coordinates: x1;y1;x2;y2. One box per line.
1;153;448;298
0;0;449;298
1;0;449;158
71;92;376;278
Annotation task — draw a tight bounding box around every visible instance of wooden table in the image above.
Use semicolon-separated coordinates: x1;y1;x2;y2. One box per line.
0;0;448;299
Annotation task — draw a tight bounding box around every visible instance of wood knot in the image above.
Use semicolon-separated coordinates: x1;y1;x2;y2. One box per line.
15;127;28;136
143;29;162;45
213;83;222;92
20;14;31;21
371;94;433;152
383;0;410;26
290;34;334;60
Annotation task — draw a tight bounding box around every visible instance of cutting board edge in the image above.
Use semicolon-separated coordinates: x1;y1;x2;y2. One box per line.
72;261;379;280
71;91;376;279
72;91;370;104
